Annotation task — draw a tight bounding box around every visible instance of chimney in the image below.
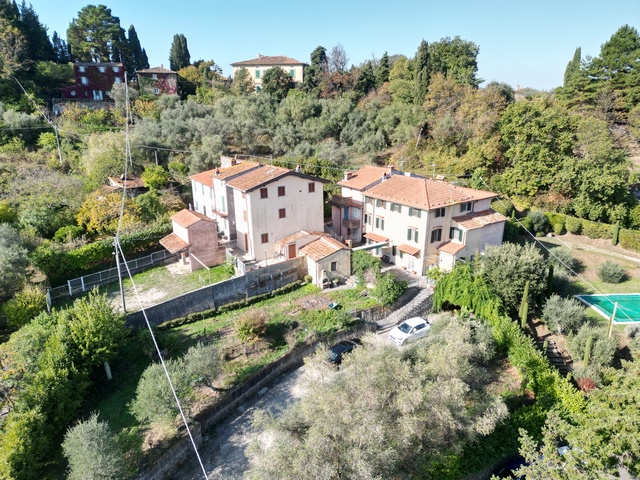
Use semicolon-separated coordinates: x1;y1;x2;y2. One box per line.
387;164;395;176
214;168;220;176
343;171;353;181
295;164;301;173
188;203;193;211
436;175;445;182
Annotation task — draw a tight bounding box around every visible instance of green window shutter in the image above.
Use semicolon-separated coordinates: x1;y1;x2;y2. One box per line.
450;227;455;239
255;70;260;78
458;229;463;241
417;209;421;218
290;69;295;77
409;207;413;216
415;231;419;243
407;229;412;241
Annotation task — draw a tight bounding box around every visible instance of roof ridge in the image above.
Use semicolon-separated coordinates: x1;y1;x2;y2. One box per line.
423;178;431;209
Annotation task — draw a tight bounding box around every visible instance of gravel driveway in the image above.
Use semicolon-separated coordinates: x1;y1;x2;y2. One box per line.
175;367;307;480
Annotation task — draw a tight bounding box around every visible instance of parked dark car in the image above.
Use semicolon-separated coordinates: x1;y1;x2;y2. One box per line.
326;339;361;365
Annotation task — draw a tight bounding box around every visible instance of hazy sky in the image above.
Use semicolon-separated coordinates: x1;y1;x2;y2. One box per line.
27;0;640;90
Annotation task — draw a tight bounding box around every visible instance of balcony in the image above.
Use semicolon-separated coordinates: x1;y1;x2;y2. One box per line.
329;194;363;209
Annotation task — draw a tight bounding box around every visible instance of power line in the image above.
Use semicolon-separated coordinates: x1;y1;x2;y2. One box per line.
479;176;635;324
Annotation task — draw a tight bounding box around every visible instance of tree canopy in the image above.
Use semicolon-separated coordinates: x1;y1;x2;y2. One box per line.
169;33;190;71
67;5;126;62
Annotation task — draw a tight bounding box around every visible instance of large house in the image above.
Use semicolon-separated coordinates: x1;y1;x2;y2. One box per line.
137;66;178;95
331;165;507;274
61;62;125;101
190;159;328;263
230;55;306;92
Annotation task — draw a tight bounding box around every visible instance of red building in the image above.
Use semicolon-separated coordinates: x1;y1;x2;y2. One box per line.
136;66;178;95
61;62;125;101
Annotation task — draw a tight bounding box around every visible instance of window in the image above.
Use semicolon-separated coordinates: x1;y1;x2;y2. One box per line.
435;207;445;218
81;76;88;85
112;66;119;73
364;213;370;225
279;208;286;219
450;227;463;242
366;197;374;206
114;77;121;84
221;196;225;212
201;183;204;194
290;69;295;77
278;186;285;197
430;228;442;243
409;207;422;218
78;66;85;73
255;70;260;78
260;188;268;199
153;87;159;94
407;228;419;242
308;182;315;193
376;199;386;208
391;203;402;213
256;86;262;92
195;201;199;210
392;246;397;256
261;233;269;243
242;210;247;222
331;261;337;272
99;66;105;73
70;90;76;97
461;202;473;213
375;217;385;230
152;74;158;80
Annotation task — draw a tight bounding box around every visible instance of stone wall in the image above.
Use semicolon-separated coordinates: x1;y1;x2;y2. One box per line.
137;321;376;480
126;257;306;328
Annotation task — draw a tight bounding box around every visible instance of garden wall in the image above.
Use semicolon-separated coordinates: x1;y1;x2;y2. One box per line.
126;257;306;329
138;321;377;480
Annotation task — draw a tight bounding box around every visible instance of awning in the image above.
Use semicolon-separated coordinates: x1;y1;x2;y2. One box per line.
363;232;389;243
159;233;190;254
397;243;420;256
437;241;465;255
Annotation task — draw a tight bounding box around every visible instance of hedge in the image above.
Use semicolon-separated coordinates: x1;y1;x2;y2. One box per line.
619;228;640;252
580;219;613;239
31;222;172;286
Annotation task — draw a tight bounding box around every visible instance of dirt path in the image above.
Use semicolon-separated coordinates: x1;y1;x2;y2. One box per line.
175;367;307;480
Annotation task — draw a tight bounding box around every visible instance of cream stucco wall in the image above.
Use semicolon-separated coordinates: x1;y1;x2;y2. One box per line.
232;64;304;90
237;176;324;261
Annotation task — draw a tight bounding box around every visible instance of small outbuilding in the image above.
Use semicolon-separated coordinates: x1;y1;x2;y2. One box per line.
160;209;225;272
298;234;351;288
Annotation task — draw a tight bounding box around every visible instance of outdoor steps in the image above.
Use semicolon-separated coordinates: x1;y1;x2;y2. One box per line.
538;338;572;376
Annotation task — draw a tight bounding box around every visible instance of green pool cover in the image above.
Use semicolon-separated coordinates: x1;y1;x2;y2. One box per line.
575;294;640;323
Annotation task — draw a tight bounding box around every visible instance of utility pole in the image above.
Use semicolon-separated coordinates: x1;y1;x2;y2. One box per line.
114;237;127;313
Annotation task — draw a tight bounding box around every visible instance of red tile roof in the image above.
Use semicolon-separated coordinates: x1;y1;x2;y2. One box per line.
189;162;262;186
171;209;214;228
160;233;190;253
364;232;389;243
365;175;498;210
231;55;306;66
438;241;465;255
338;166;388;191
226;165;290;192
397;244;421;256
299;236;348;261
453;209;507;230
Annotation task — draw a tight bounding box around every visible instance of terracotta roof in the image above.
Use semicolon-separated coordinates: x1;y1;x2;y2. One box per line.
299;236;348;262
366;175;498;210
171;209;214;228
226;165;290;192
189;162;261;186
397;244;421;256
338;166;388;191
107;176;145;189
231;55;306;66
276;230;328;245
364;232;389;243
438;241;465;255
160;233;190;253
453;209;507;230
137;66;176;74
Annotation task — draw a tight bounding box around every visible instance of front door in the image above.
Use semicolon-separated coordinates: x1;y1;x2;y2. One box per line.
287;243;296;259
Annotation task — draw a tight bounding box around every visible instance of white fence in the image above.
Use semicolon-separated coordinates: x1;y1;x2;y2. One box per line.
46;250;176;308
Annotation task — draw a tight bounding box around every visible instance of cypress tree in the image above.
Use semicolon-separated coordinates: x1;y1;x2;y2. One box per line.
612;222;620;246
584;335;593;366
169;33;190;71
519;280;530;319
563;47;581;88
546;263;554;298
414;40;429;105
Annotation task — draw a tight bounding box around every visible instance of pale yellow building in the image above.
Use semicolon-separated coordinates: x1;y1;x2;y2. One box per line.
230;55;306;92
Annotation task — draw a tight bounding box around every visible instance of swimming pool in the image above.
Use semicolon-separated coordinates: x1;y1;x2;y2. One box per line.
575;294;640;324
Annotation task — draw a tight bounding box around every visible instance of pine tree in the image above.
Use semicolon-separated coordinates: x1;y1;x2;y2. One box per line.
169;33;190;71
376;51;390;87
563;47;581;87
18;1;53;61
52;31;71;63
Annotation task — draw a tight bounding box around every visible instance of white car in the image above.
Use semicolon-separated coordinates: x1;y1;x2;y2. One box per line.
389;317;430;346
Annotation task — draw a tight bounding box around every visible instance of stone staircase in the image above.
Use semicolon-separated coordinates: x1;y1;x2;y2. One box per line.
538;338;573;376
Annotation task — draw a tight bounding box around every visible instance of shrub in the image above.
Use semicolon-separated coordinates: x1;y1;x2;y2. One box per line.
490;199;514;217
542;294;588;335
503;219;520;241
552;222;565;235
528;210;550;236
625;324;640;339
372;272;407;306
53;225;84;243
518;216;533;235
581;219;612;240
351;250;381;282
2;284;47;329
548;247;579;274
619;228;640;253
597;260;627;284
551;269;571;296
235;308;268;345
572;365;600;393
303;274;312;284
568;324;617;368
565;216;582;234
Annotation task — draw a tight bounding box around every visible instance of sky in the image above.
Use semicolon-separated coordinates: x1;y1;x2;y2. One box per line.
27;0;640;91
